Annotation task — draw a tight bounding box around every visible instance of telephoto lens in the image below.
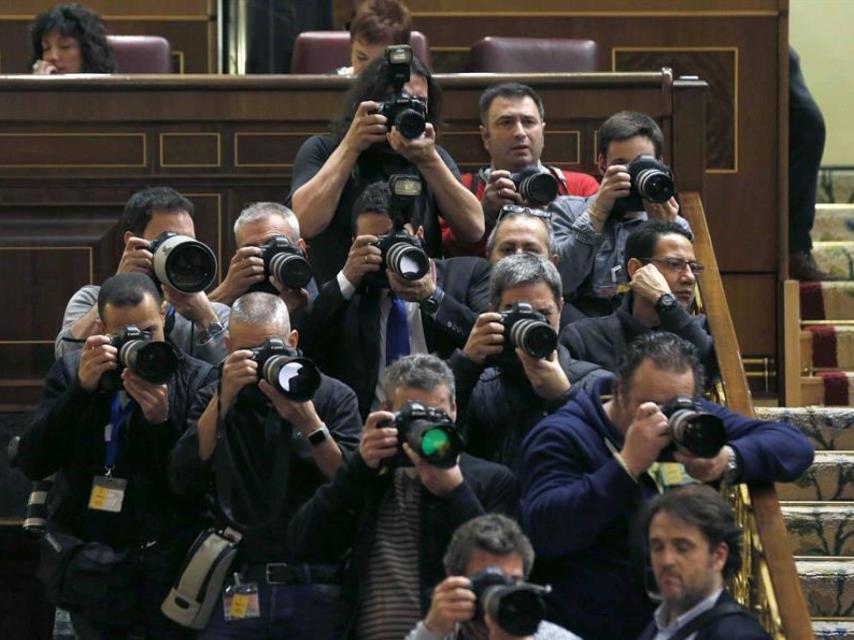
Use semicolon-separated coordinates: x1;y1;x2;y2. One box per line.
469;567;551;637
510;166;560;206
99;326;180;393
660;397;726;459
501;302;558;359
250;338;321;402
376;233;430;281
7;436;53;536
149;231;217;293
385;401;463;469
627;155;675;204
257;236;312;290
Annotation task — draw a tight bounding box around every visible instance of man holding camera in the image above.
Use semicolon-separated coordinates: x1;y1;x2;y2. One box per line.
518;332;813;640
637;485;771;640
287;354;518;640
56;186;230;364
209;202;317;322
443;82;600;257
169;291;362;639
450;253;609;472
549;111;691;318
407;514;580;640
18;273;216;639
288;45;483;283
299;180;490;418
560;220;717;380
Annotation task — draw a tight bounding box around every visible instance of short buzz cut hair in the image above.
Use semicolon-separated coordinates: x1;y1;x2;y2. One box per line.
643;484;743;581
597;110;665;159
349;0;412;46
485;207;556;258
478;82;545;126
233;202;300;243
443;514;536;578
97;272;162;320
625;220;692;270
617;332;705;397
489;253;562;310
383;353;456;404
119;187;194;236
230;292;290;335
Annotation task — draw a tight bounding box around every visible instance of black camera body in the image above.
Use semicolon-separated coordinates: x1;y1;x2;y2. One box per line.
99;325;179;393
614;155;676;213
659;396;726;460
149;231;217;293
382;401;463;469
250;235;312;295
375;44;427;140
249;338;321;402
469;567;551;637
499;302;558;361
510;166;560;207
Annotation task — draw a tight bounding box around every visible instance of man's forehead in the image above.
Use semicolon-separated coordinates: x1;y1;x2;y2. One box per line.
654;233;695;256
490;95;540;118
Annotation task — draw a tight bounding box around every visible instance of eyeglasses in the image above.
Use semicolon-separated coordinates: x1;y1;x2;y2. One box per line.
642;258;705;274
496;204;552;223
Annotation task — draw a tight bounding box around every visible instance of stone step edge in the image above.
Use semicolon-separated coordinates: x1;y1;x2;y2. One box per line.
780;501;854;507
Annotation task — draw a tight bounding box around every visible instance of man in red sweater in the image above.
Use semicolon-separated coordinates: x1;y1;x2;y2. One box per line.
443;82;599;257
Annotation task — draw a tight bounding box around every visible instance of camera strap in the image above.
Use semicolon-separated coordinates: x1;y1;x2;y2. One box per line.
213;377;293;531
104;393;136;474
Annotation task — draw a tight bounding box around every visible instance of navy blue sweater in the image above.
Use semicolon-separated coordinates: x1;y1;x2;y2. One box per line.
518;378;814;640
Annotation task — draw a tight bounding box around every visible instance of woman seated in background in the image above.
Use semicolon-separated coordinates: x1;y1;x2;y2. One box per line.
30;3;115;74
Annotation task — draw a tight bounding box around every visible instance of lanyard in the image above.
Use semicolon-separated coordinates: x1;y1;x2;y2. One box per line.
104;393;135;475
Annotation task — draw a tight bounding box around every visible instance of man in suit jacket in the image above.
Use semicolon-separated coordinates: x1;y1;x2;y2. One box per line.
299;181;490;418
636;484;770;640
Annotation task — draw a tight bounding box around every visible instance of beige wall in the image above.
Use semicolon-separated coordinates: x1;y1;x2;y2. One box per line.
790;0;854;166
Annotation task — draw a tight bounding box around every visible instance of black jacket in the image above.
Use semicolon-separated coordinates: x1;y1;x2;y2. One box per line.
560;292;718;383
450;345;613;473
300;257;491;418
18;350;215;549
168;374;362;564
635;591;770;640
286;451;518;638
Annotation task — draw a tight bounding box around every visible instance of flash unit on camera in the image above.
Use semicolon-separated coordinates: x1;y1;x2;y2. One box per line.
386;45;412;65
391;176;422;197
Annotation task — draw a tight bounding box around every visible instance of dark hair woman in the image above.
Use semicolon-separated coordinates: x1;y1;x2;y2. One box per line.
30;4;115;74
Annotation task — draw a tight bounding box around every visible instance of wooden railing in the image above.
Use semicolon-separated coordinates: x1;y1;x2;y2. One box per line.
682;191;814;639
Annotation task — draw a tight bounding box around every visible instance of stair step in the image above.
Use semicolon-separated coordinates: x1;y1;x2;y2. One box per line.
813;242;854;281
777;451;854;502
814;618;854;639
755;407;854;451
796;557;854;618
801;281;854;321
815;205;854;242
804;326;854;370
782;503;854;556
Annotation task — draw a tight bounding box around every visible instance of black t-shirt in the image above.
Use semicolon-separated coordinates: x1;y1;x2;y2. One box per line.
287;135;462;284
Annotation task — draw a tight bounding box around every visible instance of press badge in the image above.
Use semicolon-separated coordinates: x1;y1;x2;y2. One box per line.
88;475;127;513
223;577;260;621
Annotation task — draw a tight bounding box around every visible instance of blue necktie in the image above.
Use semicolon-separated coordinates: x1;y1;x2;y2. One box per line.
386;294;411;366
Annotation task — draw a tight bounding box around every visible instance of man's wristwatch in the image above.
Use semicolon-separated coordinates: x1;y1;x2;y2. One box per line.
306;423;331;446
722;445;741;484
419;287;445;315
655;293;677;314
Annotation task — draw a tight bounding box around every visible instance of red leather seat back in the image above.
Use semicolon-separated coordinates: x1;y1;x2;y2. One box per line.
107;35;172;74
468;37;601;73
291;30;432;74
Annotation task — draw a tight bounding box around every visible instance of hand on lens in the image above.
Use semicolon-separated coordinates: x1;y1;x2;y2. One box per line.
122;369;169;424
387;122;437;165
259;379;322;434
343;101;388;154
403;443;463;497
462;312;505;365
116;236;153;275
342;235;382;287
359;411;399;469
78;335;117;392
387;269;435;303
643;196;680;222
268;274;311;315
516;348;571;402
674;447;729;483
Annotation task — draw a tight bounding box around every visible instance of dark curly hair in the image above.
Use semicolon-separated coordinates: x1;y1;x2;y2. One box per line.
30;4;115;73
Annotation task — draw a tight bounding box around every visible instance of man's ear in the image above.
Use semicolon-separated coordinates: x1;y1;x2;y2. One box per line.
626;257;644;280
224;334;233;353
415;225;425;241
596;153;608;176
448;398;457;422
551;253;559;268
480;124;489;152
93;318;105;336
160;299;168;319
712;541;729;574
298;238;308;256
287;329;299;349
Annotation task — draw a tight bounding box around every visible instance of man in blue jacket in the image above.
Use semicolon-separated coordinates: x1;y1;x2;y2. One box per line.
518;332;814;640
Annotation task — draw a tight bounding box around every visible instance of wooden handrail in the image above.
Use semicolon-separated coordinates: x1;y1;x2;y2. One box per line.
682;191;814;639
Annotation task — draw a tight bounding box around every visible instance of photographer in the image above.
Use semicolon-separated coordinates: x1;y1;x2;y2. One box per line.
560;220;717;381
287;354;518;639
549;111;691;317
407;514;580;640
518;332;813;640
450;253;609;472
209;202;317;322
288;48;483;283
299;180;490;418
168;292;361;639
444;82;599;257
56;186;230;364
17;273;216;639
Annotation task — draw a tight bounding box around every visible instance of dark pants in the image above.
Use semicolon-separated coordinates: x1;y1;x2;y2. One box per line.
789;47;826;253
197;582;342;640
69;539;189;640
